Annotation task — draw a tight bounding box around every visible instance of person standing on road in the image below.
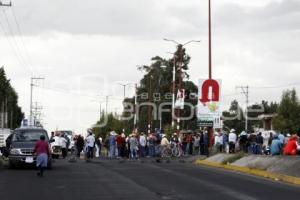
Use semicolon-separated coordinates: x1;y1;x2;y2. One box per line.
60;134;68;159
148;133;156;157
108;131;116;159
228;129;237;154
239;131;248;153
95;136;102;158
139;133;147;158
85;130;95;159
186;133;194;155
256;132;264;154
76;135;84;158
33;135;50;177
129;134;138;159
116;134;123;158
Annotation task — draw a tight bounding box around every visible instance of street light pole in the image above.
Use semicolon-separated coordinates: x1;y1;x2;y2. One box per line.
148;75;153;134
208;0;212;79
172;56;176;127
118;83;131;100
163;38;201;130
134;83;138;131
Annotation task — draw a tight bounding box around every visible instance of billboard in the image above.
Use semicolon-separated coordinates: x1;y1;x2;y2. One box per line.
197;79;222;128
175;89;185;110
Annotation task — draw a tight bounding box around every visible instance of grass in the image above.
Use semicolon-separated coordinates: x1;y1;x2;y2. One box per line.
221;152;245;165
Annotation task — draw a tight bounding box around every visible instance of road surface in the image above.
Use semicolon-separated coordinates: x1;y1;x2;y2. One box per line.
0;158;299;200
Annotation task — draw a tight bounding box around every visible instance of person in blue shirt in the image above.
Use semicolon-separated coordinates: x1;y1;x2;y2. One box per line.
270;135;283;156
278;132;285;144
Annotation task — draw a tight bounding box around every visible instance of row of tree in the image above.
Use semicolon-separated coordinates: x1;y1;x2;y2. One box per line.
92;45;300;138
223;89;300;134
0;67;24;129
92;45;198;138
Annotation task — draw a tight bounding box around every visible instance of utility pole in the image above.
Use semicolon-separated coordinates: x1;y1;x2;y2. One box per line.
208;0;212;79
134;83;138;131
148;75;153;134
206;0;213;155
30;77;44;126
118;83;131;133
32;102;43;127
99;101;103;121
236;86;249;132
172;56;176;128
105;95;111;115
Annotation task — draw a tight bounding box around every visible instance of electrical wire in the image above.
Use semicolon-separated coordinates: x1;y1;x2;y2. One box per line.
42;86;123;100
10;6;35;71
1;9;34;74
0;16;29;72
251;82;300;89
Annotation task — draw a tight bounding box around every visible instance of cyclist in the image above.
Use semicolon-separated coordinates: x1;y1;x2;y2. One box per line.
161;134;170;147
171;133;184;157
171;133;179;144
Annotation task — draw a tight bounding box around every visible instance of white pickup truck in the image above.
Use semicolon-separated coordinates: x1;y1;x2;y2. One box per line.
0;128;11;156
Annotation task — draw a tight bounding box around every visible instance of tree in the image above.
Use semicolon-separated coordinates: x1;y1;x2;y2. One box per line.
122;45;198;133
92;112;123;140
0;67;24;129
273;89;300;133
222;100;245;133
222;100;279;133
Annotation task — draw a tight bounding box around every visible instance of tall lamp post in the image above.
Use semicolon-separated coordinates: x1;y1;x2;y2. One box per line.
148;75;153;134
163;39;201;130
207;0;214;155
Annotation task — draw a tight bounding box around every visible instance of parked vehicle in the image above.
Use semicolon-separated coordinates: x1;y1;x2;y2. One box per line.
6;127;52;168
0;129;11;157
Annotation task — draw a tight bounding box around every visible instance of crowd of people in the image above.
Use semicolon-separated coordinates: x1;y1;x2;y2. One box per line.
212;129;300;156
54;128;300;160
72;129;215;160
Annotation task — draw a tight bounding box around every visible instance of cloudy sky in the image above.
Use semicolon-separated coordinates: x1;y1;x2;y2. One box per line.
1;0;299;134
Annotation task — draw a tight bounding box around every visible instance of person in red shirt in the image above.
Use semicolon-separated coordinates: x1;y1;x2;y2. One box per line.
284;135;298;156
33;135;50;177
116;134;124;158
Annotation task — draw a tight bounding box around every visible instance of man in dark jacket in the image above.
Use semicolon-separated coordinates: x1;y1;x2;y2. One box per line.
76;135;84;158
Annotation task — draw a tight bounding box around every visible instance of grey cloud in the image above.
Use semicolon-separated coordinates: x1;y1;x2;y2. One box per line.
214;0;300;34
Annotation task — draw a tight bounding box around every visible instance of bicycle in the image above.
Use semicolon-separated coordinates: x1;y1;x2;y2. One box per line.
161;142;184;158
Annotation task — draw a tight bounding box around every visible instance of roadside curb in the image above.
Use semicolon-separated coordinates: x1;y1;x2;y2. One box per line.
195;160;300;186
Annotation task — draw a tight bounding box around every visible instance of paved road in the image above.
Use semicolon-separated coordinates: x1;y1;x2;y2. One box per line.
0;158;299;200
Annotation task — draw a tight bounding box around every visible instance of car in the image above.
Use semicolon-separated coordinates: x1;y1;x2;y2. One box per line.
6;127;52;169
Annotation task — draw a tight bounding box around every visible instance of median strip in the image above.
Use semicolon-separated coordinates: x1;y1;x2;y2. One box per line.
195;159;300;186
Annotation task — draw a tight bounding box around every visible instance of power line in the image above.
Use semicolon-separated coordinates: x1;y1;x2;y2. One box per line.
0;18;27;71
10;6;35;70
251;82;300;89
236;86;249;132
1;9;34;74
